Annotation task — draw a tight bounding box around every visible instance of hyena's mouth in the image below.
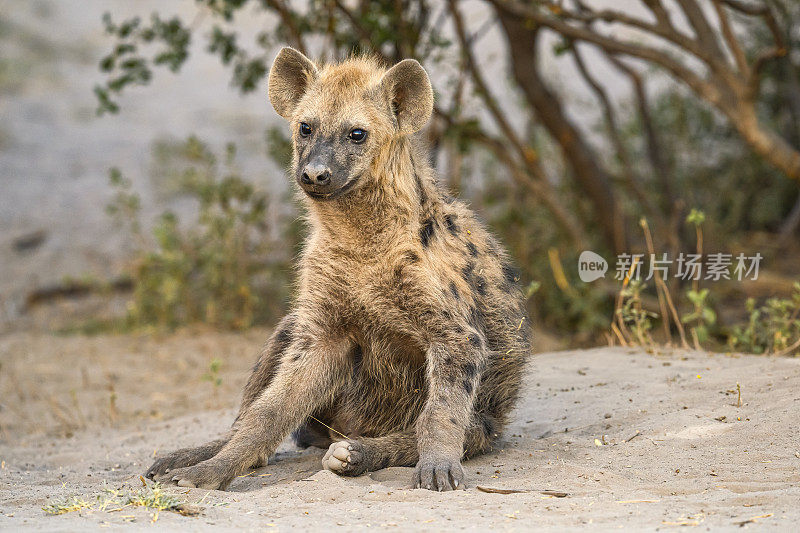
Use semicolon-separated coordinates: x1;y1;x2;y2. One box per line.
303;177;358;200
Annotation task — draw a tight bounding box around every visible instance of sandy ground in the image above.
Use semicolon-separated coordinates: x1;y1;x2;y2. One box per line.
1;332;799;531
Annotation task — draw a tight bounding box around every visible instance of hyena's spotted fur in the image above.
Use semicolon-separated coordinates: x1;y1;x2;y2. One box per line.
145;48;531;492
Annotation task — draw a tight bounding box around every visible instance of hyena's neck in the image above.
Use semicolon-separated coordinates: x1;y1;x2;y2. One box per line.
308;136;443;253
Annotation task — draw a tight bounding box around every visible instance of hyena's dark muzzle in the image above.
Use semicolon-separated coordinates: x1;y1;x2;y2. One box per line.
297;139;356;200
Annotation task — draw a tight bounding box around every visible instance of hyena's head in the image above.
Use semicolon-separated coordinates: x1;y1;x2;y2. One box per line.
268;48;433;200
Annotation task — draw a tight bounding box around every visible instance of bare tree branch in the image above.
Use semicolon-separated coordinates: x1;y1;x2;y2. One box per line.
673;0;727;63
720;0;769;15
494;7;632;252
448;0;532;168
434;107;590;249
605;53;684;259
712;0;749;74
564;0;730;83
264;0;308;55
488;0;800;182
332;0;374;48
570;43;661;226
718;0;787;94
640;0;675;30
448;1;595;248
490;0;723;103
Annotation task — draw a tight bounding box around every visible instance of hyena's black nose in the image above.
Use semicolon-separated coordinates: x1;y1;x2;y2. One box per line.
301;164;331;186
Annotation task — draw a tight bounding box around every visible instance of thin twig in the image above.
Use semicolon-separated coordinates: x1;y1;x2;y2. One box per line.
309;415;349;440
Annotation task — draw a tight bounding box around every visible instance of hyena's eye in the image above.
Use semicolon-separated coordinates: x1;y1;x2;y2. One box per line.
299;123;313;137
348;128;367;143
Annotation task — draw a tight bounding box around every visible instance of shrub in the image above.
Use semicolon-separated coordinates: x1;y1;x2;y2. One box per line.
728;283;800;355
107;136;289;330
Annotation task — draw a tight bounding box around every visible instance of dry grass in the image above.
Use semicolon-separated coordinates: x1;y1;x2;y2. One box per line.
42;480;191;517
41;495;93;515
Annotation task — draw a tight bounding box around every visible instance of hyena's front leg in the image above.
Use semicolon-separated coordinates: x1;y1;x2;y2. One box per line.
146;314;295;481
167;333;354;490
414;335;486;491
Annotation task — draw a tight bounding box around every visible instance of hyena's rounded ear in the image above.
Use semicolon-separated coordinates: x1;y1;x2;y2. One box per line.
379;59;434;135
268;47;318;119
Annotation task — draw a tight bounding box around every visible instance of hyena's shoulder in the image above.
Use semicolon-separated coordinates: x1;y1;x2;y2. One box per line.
408;186;524;317
427;193;518;281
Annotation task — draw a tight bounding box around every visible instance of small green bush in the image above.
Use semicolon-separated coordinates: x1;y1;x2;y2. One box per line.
728;283;800;355
618;280;658;347
108;136;288;330
682;288;717;346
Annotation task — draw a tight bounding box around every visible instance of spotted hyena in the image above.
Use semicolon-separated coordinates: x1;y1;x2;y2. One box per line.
145;48;531;491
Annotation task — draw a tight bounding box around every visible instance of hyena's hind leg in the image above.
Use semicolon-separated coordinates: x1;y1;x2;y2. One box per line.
321;418;495;478
322;431;418;477
463;412;500;459
145;314;295;481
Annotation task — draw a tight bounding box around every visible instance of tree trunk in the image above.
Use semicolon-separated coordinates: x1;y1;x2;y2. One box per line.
732;107;800;183
495;11;627;253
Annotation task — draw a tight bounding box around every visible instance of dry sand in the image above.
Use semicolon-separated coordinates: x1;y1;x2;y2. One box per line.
1;331;799;531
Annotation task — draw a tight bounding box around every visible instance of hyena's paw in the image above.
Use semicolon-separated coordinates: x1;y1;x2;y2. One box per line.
321;441;368;476
146;446;216;481
413;456;465;491
168;459;235;491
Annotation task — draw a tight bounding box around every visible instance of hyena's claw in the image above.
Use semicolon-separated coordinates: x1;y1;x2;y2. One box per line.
174;477;196;488
413;457;465;491
322;440;367;476
166;460;233;491
145;458;168;480
146;456;184;481
145;441;225;480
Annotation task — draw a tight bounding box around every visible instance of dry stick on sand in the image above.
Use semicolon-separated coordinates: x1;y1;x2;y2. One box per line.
734;513;774;527
107;382;118;424
476;486;569;497
610;322;629;347
690;216;704;351
773;336;800;357
625;430;642;442
640;218;689;349
690;328;702;352
640;218;671;346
